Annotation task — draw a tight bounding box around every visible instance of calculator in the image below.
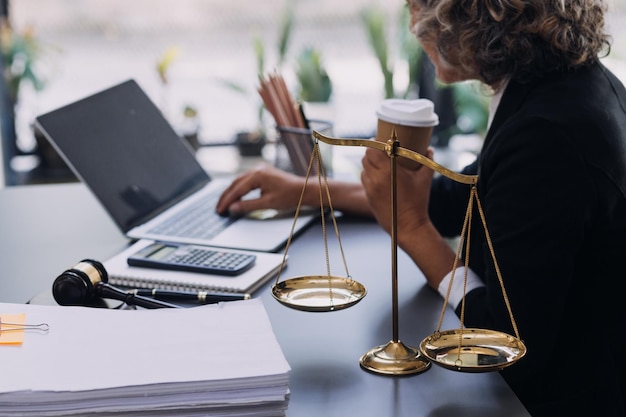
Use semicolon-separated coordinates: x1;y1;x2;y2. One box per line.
127;242;257;276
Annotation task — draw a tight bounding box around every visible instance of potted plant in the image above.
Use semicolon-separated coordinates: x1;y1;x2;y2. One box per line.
295;47;332;104
361;6;394;99
294;46;334;126
217;5;294;157
0;19;54;184
154;47;204;152
234;34;268;156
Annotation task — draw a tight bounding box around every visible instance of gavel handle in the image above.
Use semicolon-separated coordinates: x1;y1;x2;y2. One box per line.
96;283;180;309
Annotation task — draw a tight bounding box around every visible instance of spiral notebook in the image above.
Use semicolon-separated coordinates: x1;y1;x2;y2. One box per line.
103;239;286;295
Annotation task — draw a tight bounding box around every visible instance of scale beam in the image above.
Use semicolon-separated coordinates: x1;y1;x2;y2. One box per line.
312;131;478;185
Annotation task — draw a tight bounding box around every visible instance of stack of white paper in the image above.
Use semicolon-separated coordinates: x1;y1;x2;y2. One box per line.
0;299;290;416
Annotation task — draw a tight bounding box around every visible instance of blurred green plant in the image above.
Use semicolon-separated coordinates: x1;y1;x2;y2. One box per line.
295;47;332;103
362;5;489;138
0;21;46;101
217;4;294;133
398;7;423;99
451;82;490;135
275;3;294;70
156;46;180;86
361;6;394;99
0;20;53;164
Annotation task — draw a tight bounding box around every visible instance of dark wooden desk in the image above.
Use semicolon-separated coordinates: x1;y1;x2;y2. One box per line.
0;183;530;417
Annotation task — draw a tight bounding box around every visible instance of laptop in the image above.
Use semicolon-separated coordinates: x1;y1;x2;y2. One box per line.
34;79;315;252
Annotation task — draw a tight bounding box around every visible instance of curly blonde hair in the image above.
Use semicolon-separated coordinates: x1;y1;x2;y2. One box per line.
409;0;611;86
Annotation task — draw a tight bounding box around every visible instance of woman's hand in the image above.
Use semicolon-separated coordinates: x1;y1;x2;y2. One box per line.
361;146;456;289
216;164;306;215
360;147;435;237
217;162;373;218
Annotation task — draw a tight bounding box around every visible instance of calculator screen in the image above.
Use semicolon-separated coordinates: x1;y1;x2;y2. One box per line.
148;246;177;260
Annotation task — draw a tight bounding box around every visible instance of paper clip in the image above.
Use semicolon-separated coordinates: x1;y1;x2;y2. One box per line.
0;318;50;334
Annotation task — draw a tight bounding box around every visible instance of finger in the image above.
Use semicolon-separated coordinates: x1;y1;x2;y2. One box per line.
360;153;374;187
415;153;436;186
364;147;388;166
216;173;260;214
228;194;273;215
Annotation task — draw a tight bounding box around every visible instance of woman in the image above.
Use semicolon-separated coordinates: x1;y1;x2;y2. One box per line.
217;1;626;414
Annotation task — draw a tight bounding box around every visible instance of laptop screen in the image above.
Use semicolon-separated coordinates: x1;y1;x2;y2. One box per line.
35;79;210;232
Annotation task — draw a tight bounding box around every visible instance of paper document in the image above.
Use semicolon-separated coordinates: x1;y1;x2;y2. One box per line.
0;299;290;416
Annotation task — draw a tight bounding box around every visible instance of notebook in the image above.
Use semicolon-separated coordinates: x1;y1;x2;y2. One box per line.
34;79;315;252
103;239;285;294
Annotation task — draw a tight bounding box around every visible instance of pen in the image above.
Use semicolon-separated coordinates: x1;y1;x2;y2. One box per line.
131;289;251;304
298;102;310;129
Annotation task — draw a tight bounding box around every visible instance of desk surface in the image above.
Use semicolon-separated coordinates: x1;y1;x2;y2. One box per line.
0;183;530;417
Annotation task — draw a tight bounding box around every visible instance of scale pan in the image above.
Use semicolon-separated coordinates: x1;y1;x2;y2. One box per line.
272;275;366;312
419;328;526;373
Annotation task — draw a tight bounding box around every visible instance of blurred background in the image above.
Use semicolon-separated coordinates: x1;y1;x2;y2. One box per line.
2;0;626;186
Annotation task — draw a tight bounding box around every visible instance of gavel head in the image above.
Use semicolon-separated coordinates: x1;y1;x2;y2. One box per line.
52;259;108;306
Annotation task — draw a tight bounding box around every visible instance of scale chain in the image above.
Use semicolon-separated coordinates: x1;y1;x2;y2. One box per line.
435;185;522;351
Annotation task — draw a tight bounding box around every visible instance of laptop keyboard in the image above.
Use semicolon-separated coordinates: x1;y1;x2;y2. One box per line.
148;190;237;240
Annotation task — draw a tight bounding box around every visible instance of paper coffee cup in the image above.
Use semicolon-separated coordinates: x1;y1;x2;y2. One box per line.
376;99;439;169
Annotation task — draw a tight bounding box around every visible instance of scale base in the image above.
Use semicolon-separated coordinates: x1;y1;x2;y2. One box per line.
359;340;431;375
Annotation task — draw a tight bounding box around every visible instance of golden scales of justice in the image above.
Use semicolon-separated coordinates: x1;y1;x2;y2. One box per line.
271;129;526;375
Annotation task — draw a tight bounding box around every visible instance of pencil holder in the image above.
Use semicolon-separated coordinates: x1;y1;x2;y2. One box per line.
275;119;333;177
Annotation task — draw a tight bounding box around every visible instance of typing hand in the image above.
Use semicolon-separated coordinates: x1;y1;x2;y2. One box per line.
216;164;306;216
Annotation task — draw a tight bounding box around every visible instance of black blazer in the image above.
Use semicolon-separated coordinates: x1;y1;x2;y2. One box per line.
429;61;626;416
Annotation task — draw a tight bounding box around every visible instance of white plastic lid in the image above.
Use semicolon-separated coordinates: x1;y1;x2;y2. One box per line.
376;99;439;127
